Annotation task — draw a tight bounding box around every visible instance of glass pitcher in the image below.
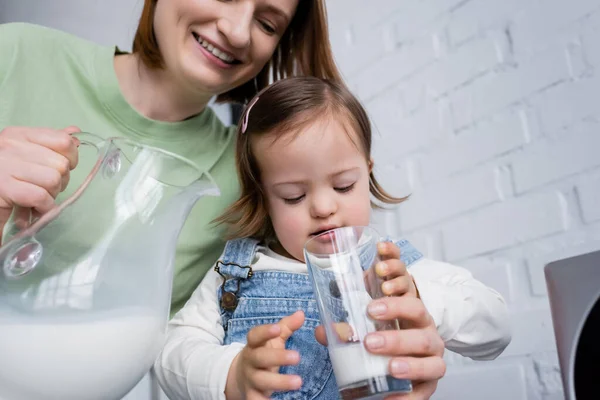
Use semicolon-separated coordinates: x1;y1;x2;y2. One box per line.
0;133;220;400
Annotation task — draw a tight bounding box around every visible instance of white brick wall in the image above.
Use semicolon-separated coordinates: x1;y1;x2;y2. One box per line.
328;0;600;398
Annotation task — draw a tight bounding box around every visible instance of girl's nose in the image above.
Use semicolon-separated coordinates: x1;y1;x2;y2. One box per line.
310;194;337;219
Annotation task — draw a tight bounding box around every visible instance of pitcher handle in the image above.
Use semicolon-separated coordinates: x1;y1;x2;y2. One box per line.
74;131;105;148
5;131;105;227
1;132;107;246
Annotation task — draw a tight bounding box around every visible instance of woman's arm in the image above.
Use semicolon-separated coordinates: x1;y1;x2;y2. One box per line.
153;269;244;400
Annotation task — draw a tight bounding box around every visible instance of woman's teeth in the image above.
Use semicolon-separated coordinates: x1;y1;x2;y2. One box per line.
196;37;236;64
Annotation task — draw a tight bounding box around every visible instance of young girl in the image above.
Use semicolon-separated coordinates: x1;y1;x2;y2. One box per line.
153;77;511;400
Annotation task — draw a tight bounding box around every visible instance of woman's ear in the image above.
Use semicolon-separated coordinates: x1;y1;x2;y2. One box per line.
368;158;374;173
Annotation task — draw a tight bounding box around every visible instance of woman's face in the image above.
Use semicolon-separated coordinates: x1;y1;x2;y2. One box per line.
153;0;299;95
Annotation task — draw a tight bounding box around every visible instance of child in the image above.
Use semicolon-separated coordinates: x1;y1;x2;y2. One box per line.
153;77;511;400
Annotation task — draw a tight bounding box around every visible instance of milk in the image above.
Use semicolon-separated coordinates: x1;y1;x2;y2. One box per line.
0;308;165;400
329;343;391;388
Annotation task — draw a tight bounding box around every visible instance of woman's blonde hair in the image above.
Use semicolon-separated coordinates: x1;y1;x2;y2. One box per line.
132;0;341;104
215;77;408;240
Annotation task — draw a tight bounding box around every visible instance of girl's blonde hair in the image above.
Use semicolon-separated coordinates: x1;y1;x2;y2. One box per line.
216;77;407;240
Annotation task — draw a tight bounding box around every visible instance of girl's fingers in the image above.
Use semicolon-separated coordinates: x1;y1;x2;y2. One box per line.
247;369;302;393
248;347;300;369
376;258;407;280
381;274;411;296
247;324;281;348
377;241;400;261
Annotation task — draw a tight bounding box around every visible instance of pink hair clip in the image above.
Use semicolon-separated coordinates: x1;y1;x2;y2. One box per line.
241;96;260;134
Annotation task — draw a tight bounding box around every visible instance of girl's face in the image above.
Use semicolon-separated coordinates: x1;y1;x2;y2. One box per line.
254;116;373;262
153;0;299;95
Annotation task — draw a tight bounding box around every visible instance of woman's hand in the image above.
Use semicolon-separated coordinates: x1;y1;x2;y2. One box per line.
315;296;445;399
364;296;446;399
368;241;445;399
317;242;445;399
0;126;80;239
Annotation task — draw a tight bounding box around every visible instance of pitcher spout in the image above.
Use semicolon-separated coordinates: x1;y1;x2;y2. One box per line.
154;176;221;241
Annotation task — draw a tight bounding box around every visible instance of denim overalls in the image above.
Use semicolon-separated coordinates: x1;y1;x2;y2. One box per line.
215;238;423;400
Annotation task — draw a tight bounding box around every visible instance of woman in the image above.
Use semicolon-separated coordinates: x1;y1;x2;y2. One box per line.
0;1;445;398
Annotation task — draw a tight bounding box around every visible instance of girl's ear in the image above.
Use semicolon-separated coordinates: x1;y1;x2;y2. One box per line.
368;158;374;173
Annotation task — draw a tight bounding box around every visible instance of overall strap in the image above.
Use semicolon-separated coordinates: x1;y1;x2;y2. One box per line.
215;238;260;279
382;237;424;268
215;238;261;317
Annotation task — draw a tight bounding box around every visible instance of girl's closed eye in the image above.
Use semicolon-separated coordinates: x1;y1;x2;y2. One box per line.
334;183;355;193
283;194;305;204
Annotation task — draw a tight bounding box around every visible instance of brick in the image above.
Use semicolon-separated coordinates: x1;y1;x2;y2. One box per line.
502;258;539;307
389;0;467;41
389;34;509;117
449;46;570;130
364;89;407;134
371;100;451;163
526;229;600;296
421;108;530;182
370;208;400;239
397;71;428;115
578;176;600;223
533;352;563;395
326;0;404;28
528;76;600;134
446;0;525;46
372;163;414;201
403;230;445;260
510;0;600;57
434;362;528;400
351;34;437;101
399;166;502;231
501;309;558;358
442;191;568;261
512;121;600;193
580;10;600;67
566;39;592;79
330;22;397;78
418;33;506;99
460;257;513;304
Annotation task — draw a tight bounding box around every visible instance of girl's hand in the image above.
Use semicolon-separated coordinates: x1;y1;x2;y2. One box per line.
375;241;419;298
226;311;305;400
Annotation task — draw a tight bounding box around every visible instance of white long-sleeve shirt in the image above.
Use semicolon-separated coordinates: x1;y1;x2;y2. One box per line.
153;246;510;400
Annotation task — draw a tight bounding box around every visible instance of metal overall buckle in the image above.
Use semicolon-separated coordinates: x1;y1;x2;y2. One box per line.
214;261;253;312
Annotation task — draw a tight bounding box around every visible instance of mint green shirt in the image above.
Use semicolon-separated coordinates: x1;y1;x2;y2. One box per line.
0;23;240;315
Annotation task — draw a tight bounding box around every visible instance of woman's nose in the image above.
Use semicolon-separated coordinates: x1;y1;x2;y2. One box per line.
216;3;253;49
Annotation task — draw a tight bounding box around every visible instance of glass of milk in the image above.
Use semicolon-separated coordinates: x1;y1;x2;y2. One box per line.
304;226;411;400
